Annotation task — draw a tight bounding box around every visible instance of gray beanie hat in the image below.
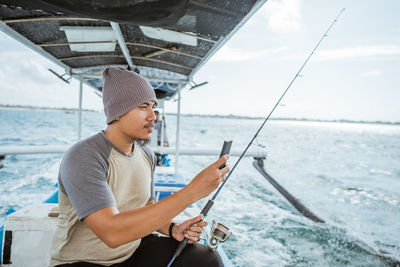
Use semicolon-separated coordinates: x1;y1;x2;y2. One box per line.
102;67;158;124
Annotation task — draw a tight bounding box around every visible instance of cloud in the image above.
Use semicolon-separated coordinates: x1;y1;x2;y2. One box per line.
0;51;65;85
315;45;400;61
261;0;302;33
0;34;8;42
210;46;288;62
0;50;103;110
361;70;381;77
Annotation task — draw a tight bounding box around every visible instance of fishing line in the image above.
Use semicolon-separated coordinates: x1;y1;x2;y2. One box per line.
167;8;345;266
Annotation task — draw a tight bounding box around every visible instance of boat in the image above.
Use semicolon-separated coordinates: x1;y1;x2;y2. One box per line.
0;1;269;266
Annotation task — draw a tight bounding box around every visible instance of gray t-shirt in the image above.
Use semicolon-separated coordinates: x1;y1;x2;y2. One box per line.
51;132;156;266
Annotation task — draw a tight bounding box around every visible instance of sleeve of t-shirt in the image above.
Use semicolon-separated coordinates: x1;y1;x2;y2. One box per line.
140;144;155;201
58;142;116;221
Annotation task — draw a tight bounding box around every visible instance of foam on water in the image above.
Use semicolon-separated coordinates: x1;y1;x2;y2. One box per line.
1;109;399;266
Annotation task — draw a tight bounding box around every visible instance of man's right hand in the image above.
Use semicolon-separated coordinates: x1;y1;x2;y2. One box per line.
186;155;230;200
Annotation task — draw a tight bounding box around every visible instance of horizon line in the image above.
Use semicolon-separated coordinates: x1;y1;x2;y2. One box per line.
0;104;399;125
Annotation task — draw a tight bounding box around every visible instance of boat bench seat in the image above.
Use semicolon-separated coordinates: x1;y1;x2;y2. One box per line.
1;184;182;266
2;203;58;266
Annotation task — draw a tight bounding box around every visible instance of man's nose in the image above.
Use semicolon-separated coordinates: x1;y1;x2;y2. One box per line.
149;109;156;121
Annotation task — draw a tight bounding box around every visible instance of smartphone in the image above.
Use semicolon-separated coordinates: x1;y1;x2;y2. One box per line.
218;140;232;170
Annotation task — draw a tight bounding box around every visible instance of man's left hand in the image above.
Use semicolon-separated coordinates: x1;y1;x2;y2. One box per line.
172;214;207;244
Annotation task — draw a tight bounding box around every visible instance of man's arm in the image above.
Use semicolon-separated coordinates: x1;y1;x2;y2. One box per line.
145;200;170;236
84;155;229;248
84;187;193;248
146;200;206;244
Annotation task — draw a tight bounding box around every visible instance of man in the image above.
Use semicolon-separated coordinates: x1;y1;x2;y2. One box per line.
50;67;229;267
154;110;169;147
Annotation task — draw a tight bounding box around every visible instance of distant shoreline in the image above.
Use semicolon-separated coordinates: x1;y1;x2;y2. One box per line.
1;104;398;125
166;113;400;126
0;104;99;113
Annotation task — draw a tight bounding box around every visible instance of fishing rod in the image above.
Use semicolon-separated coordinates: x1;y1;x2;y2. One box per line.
167;8;346;266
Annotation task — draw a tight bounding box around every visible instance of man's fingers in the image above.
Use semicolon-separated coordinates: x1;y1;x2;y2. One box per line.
185;230;200;244
186;226;203;234
188;238;199;244
219;164;230;175
185;230;202;237
189;214;203;224
181;214;203;229
183;220;209;244
188;214;203;224
213;154;229;168
197;220;208;227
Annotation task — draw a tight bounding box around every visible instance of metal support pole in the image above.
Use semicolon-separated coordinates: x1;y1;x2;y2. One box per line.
161;119;165;147
175;85;182;175
110;22;135;69
161;103;165;147
78;75;83;141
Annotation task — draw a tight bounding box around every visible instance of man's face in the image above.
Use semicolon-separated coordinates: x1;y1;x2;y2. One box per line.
117;101;157;140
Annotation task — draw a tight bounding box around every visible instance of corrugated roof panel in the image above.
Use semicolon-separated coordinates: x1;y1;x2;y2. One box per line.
0;0;266;98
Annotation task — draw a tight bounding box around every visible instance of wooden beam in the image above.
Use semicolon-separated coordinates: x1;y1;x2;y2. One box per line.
3;16;215;44
143;49;168;58
3;16;101;24
143;46;177;58
39;41;116;47
60;55;122;61
131;56;192;70
126;42;202;59
37;41;201;59
60;55;192;70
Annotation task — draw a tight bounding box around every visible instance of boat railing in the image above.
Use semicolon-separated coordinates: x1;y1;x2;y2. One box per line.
0;145;267;158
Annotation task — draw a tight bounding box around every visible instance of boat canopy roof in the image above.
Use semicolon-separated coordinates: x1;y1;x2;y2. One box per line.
0;0;265;99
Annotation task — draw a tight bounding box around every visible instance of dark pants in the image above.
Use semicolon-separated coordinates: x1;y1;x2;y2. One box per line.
56;234;224;267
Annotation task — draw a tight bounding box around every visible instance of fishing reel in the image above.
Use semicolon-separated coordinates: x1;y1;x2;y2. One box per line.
207;220;231;251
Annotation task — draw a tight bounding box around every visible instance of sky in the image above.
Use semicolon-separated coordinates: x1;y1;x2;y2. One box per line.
0;0;399;122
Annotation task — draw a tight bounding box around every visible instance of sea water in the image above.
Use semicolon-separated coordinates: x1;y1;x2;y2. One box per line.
0;109;399;266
